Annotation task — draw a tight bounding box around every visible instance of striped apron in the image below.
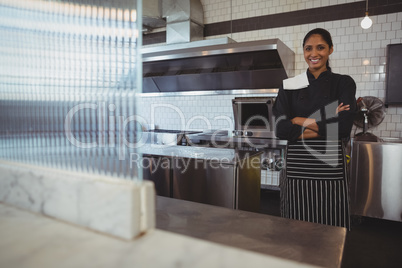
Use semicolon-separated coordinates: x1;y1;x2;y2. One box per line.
280;139;350;229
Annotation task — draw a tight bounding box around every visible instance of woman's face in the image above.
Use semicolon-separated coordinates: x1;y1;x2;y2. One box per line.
303;34;333;76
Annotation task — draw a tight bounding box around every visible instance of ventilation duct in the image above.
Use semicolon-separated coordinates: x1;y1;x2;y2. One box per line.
162;0;204;44
143;0;166;31
140;1;295;95
142;0;166;32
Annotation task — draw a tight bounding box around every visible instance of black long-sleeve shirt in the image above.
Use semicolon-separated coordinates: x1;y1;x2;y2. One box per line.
273;69;357;142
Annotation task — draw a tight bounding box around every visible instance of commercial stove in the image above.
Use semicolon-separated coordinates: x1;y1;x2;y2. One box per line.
186;131;285;189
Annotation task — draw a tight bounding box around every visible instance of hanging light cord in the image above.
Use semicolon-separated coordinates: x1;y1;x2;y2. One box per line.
365;0;369;13
361;0;372;29
230;0;233;39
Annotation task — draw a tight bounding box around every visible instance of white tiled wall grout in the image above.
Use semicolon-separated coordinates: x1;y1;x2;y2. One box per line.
140;1;402;139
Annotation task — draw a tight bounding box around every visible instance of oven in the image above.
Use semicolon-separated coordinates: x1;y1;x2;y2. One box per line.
231;97;284;189
232;97;276;139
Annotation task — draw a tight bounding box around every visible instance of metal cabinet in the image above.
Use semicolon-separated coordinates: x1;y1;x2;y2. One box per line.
172;152;261;212
350;139;402;222
142;156;171;197
172;158;236;209
140;145;261;212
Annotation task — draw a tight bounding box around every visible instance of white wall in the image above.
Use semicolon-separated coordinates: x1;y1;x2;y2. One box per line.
138;0;402;138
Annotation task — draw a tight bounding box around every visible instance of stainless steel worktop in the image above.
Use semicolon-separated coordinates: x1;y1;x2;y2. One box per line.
156;196;346;268
139;144;262;163
185;131;288;148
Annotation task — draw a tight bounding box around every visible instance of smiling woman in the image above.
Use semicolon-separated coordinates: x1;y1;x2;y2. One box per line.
273;28;357;229
303;30;334;79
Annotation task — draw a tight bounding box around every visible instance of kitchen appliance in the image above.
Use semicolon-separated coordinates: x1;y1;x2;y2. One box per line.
186;97;286;189
231;97;284;188
232;97;276;139
353;96;386;141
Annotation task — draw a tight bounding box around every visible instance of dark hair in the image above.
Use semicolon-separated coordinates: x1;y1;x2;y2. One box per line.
303;28;333;68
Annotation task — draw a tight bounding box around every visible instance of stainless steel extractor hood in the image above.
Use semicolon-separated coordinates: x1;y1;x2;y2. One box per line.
141;38;295;95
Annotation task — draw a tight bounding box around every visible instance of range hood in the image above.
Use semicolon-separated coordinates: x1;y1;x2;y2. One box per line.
141;38;295;95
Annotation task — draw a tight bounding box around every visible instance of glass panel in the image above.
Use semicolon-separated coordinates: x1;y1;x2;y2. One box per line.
239;103;270;127
0;0;142;180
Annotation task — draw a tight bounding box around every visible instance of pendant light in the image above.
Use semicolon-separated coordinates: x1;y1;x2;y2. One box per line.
361;0;372;29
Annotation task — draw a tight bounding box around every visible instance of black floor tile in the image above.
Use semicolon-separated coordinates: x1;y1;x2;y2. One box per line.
342;216;402;268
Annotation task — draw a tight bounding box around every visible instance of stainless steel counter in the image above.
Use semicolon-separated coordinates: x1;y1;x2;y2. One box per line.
350;139;402;222
156;196;346;268
139;144;262;163
185;131;288;148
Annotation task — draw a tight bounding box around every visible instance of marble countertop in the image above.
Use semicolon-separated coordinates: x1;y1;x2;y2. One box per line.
0;203;315;268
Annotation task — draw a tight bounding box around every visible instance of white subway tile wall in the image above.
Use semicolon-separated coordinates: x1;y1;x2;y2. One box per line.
139;1;402;139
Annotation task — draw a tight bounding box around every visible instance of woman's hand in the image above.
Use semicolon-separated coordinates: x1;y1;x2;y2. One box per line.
290;117;300;125
298;128;320;139
336;103;350;114
291;117;316;128
291;117;319;133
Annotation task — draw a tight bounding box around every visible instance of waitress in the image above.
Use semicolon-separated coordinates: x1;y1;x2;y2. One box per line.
273;28;357;229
